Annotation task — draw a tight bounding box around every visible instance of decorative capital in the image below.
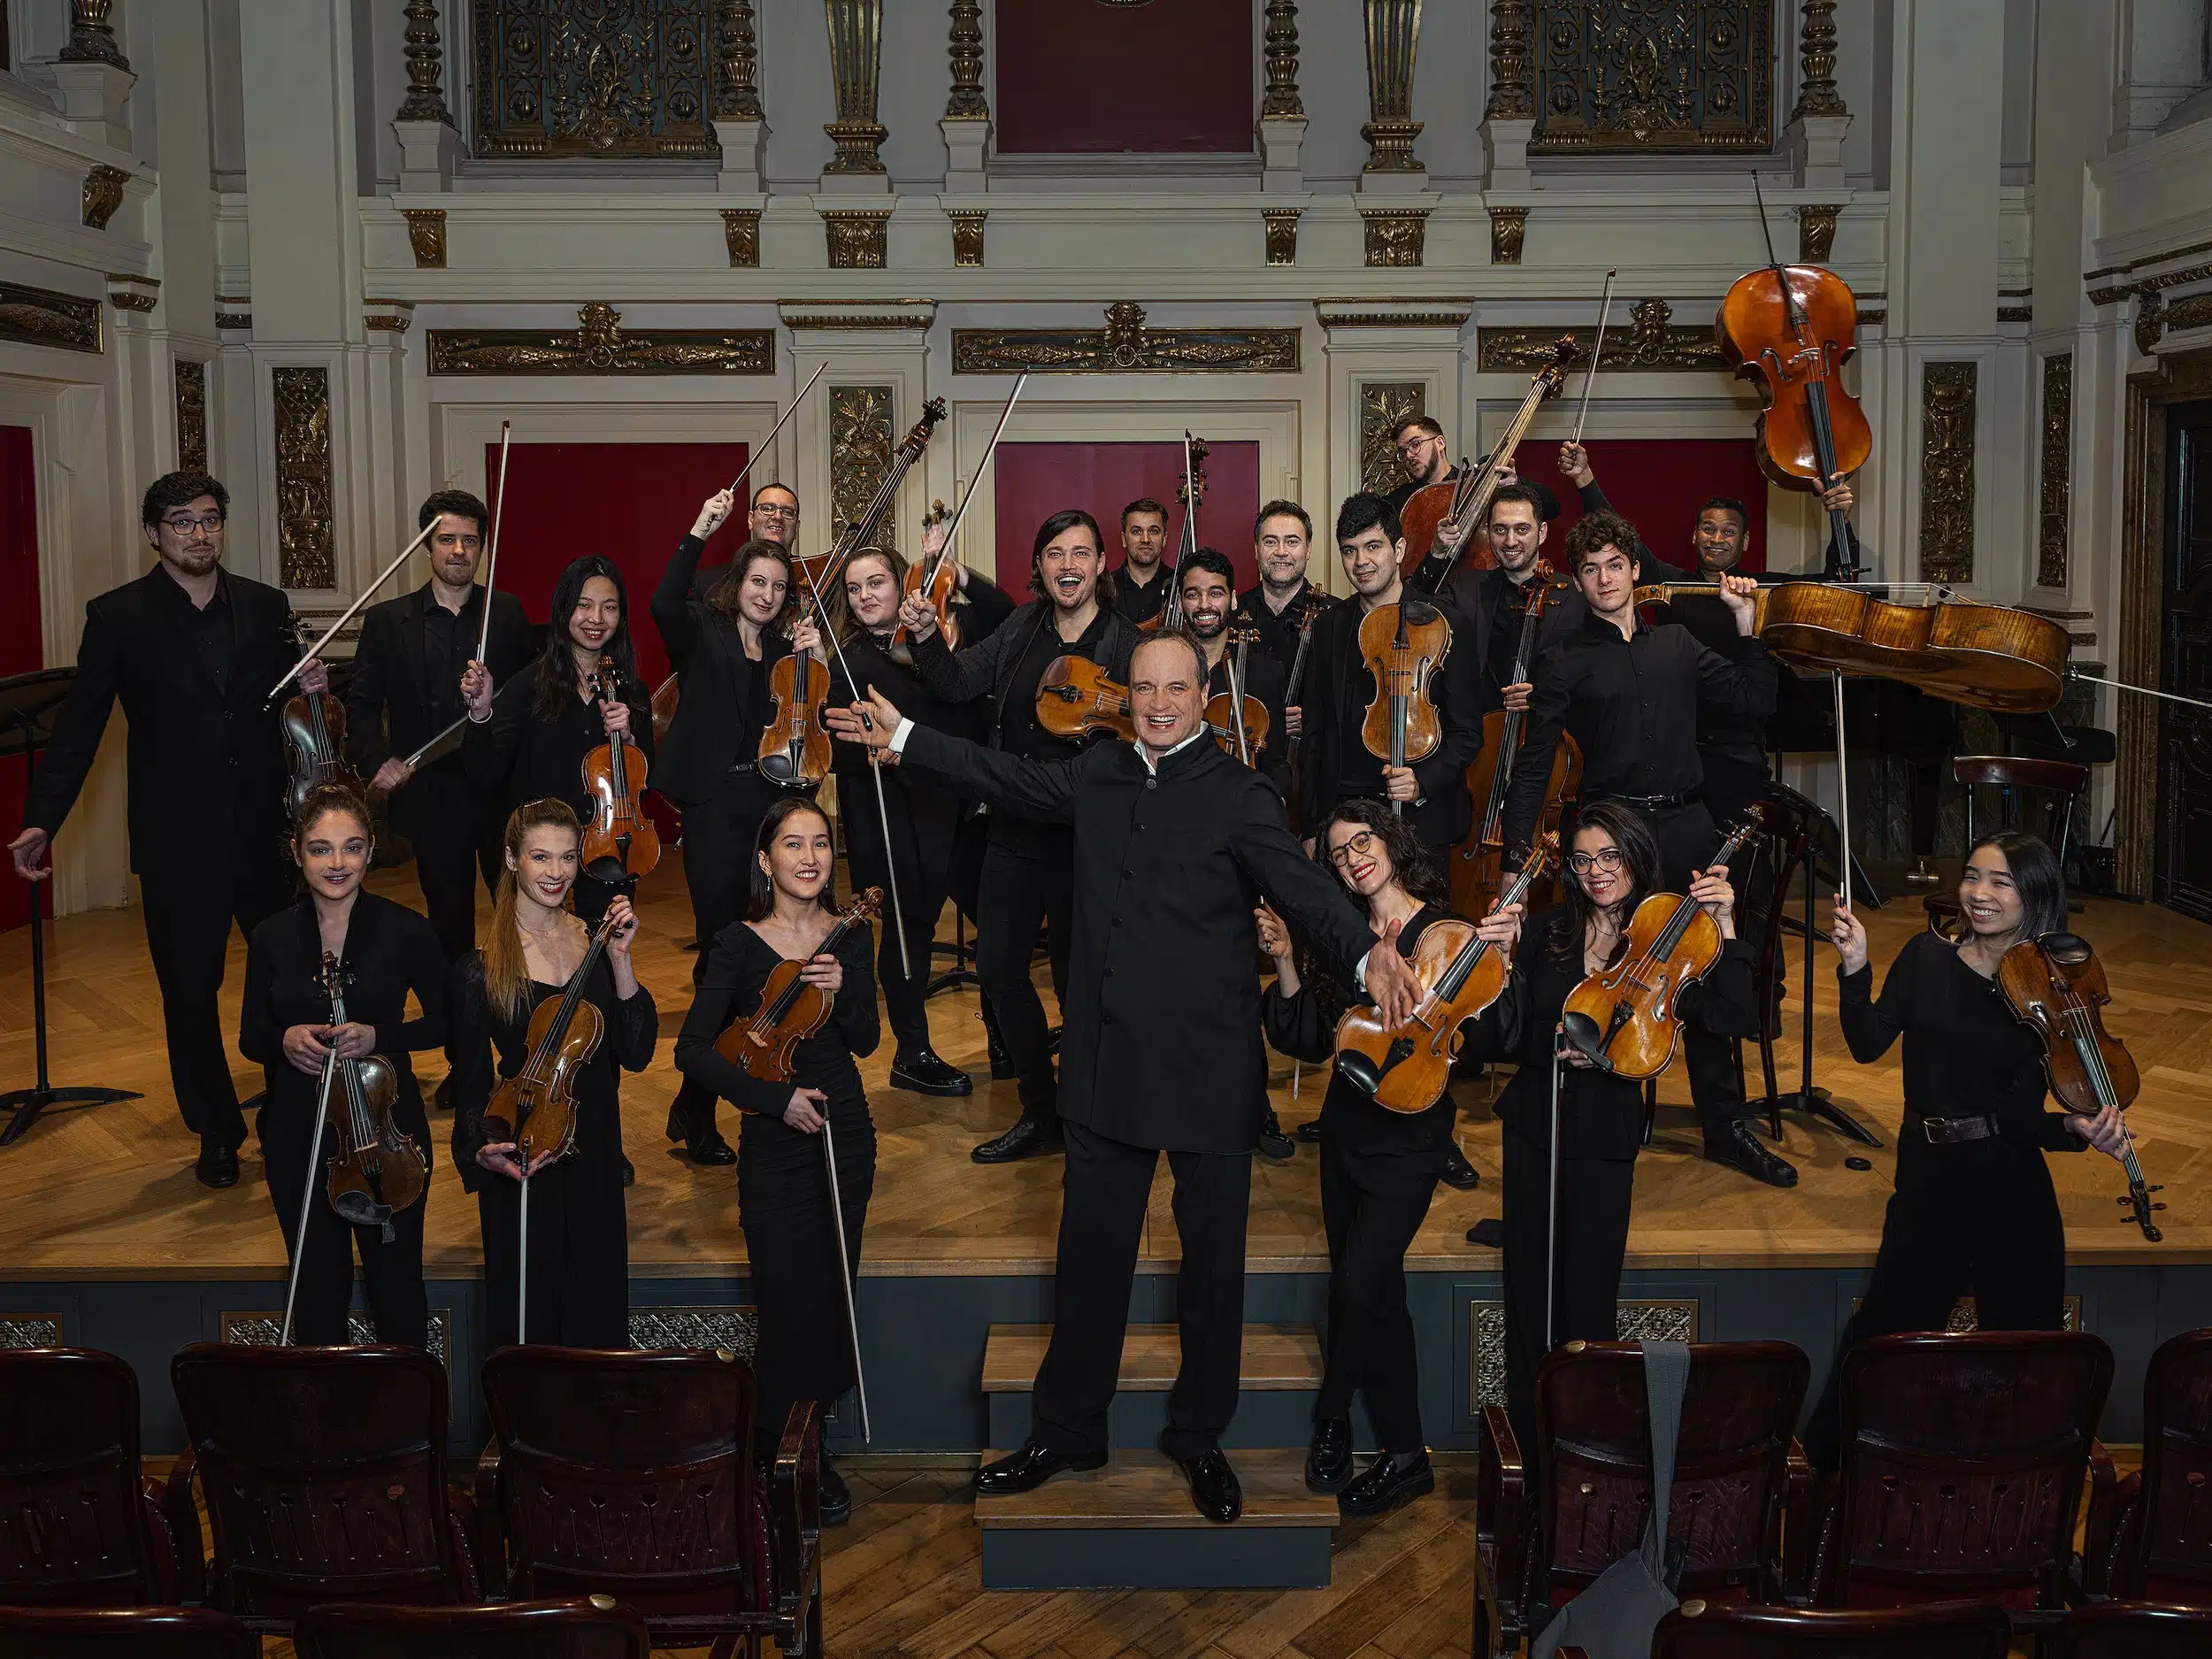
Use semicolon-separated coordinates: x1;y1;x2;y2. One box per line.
1488;205;1527;265
945;1;988;121
81;164;130;231
1263;209;1302;267
1797;204;1841;264
104;273;158;313
396;0;455;126
1361;1;1425;173
1791;1;1848;121
403;208;448;269
1484;1;1534;122
717;1;763;121
1361;208;1429;269
949;210;987;268
721;207;762;268
58;0;128;70
824;1;888;174
824;209;892;270
1261;2;1303;120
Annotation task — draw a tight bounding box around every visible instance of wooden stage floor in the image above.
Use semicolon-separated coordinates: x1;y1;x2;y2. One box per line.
4;855;2208;1285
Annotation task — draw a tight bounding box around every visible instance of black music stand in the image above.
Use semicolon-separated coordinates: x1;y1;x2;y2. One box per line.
0;668;142;1146
1762;778;1879;1147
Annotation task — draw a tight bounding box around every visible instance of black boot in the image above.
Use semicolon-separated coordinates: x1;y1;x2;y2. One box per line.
972;1113;1064;1164
890;1045;974;1097
1439;1141;1480;1191
981;1000;1014;1080
1305;1416;1353;1494
1704;1118;1797;1188
664;1088;735;1167
1256;1108;1295;1162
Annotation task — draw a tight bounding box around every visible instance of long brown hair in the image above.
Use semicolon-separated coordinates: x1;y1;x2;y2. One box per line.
833;544;907;644
483;797;583;1022
704;539;797;635
1548;799;1663;962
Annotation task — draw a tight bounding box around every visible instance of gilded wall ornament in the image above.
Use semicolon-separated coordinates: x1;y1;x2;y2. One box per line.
1479;297;1724;373
1261;1;1303;119
716;0;762;121
721;207;761;267
223;1310;449;1361
1791;0;1847;120
273;366;336;590
81;165;128;230
830;386;898;554
1485;0;1535;120
949;211;987;268
1263;209;1302;267
946;0;987;120
472;0;718;159
1798;204;1841;265
58;0;127;68
823;210;891;270
627;1306;757;1357
1361;1;1425;172
403;208;447;269
951;303;1302;376
0;1314;63;1348
429;303;774;376
2036;353;2071;590
1917;361;1978;586
2163;291;2212;336
396;0;455;124
175;360;208;472
1362;209;1428;269
1470;1300;1694;1409
1360;382;1425;496
2134;288;2164;356
0;279;102;354
1489;205;1527;265
1532;1;1773;155
823;0;888;173
105;276;157;313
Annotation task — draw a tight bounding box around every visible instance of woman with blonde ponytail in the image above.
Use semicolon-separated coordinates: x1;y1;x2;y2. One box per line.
449;797;657;1348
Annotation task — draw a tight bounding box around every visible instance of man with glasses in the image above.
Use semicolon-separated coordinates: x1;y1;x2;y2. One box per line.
748;481;802;555
10;470;326;1188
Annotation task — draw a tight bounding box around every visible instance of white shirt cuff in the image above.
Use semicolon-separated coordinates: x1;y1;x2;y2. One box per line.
887;716;916;755
1353;948;1371;991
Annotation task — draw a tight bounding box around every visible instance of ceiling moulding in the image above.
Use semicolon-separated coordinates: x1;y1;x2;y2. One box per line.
427;302;773;375
951;303;1301;375
778;299;936;331
1314;299;1472;332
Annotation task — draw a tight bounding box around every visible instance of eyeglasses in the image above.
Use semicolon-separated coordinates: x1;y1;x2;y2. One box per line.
1568;847;1625;875
162;514;225;534
1327;830;1380;870
754;503;800;521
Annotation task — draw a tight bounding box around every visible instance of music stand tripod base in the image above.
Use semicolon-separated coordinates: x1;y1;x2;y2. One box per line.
1772;1087;1881;1148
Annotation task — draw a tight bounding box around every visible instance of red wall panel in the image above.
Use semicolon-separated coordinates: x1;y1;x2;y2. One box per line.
1543;438;1770;574
1;425;41;933
992;441;1262;600
996;0;1254;155
488;441;747;686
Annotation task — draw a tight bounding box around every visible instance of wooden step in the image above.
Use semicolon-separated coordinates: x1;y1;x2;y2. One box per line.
980;1322;1322;1393
974;1448;1336;1590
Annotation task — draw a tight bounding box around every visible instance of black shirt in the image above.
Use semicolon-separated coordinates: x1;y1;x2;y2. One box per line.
673;919;879;1118
465;670;657;827
1235;582;1336;683
1002;604;1118;764
1502;610;1777;850
417;592;481;731
159;570;238;698
1112;564;1175;625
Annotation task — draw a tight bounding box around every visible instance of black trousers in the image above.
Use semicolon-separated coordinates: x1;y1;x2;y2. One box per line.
1803;1136;2068;1471
976;828;1075;1118
1646;800;1749;1133
140;852;291;1151
1317;1133;1438;1451
401;762;501;964
1501;1123;1637;1459
842;773;962;1056
262;1093;430;1348
669;769;788;1139
478;1147;629;1351
1032;1120;1251;1462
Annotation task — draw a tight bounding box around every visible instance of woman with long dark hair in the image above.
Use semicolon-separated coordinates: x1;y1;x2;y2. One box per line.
449;797;657;1349
241;783;445;1348
1803;831;2128;1470
674;795;879;1526
1258;799;1521;1518
652;491;825;1165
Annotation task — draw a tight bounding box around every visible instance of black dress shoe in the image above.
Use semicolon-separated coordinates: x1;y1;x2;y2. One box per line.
1339;1450;1434;1518
195;1143;240;1190
1256;1110;1295;1162
685;1129;736;1166
1295;1118;1323;1144
1704;1119;1798;1188
620;1153;636;1188
1465;1217;1505;1249
433;1073;455;1112
1305;1416;1353;1494
1439;1141;1481;1191
1171;1447;1242;1524
890;1046;975;1097
973;1440;1106;1495
819;1457;853;1525
972;1116;1064;1164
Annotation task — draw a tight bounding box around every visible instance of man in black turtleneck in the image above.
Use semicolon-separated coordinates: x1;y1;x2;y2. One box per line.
1110;496;1174;625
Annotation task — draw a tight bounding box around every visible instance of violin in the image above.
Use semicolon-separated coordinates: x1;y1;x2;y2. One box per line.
1717;186;1873;574
759;628;833;788
1450;567;1581;919
795;398;947;599
1399;337;1578;587
280;613;360;818
484;911;618;1174
1142;434;1209;634
1205;623;1271;765
580;656;661;880
1336;833;1559;1115
1357;600;1451;815
715;888;883;1083
1999;933;2162;1242
313;952;426;1240
1036;656;1138;744
1561;808;1765;1080
895;500;959;651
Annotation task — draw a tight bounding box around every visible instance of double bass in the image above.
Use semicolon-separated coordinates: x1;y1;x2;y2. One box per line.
1400;337;1579;587
313;952;426;1237
714;888;884;1082
580;655;661;879
1357;600;1451;817
1141;434;1209;633
280;613;360;818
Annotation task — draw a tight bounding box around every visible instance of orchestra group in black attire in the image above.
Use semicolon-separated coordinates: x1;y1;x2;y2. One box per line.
6;442;2131;1528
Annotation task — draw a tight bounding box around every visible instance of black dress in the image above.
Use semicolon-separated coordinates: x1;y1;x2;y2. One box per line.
1802;931;2086;1469
1462;908;1760;1454
239;892;448;1348
674;920;879;1454
449;945;658;1349
1263;902;1461;1452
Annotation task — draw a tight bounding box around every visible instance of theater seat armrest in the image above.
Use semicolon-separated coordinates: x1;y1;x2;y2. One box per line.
472;1439;505;1597
159;1448;205;1605
1477;1404;1527;1640
1807;1474;1842;1607
2081;1461;2139;1601
1782;1438;1815;1599
770;1401;824;1638
444;1482;481;1601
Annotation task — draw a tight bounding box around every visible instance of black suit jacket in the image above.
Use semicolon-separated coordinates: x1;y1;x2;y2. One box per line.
899;724;1374;1155
25;565;298;878
649;534;794;807
346;583;530;834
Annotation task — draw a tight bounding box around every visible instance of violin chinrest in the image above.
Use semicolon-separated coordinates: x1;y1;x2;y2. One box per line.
1561;1010;1608;1068
2040;932;2093;965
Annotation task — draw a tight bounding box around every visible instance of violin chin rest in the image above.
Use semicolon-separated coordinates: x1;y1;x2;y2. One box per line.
1337;1051;1383;1098
2040;931;2092;964
1560;1010;1608;1065
584;855;630;887
332;1189;395;1231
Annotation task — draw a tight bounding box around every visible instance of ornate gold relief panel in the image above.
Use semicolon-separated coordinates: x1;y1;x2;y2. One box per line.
472;0;718;159
2038;353;2072;589
429;303;773;375
1467;1299;1698;1411
176;360;208;472
1481;297;1723;373
1360;383;1425;497
272;366;335;590
0;279;101;353
1918;361;1978;586
1530;1;1774;156
952;303;1301;376
830;386;896;554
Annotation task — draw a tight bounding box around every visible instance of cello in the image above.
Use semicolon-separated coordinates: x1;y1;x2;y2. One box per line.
714;888;884;1082
580;655;661;880
1141;433;1209;633
1400;337;1579;586
1999;933;2162;1242
1357;600;1451;817
795;397;947;600
280;612;361;819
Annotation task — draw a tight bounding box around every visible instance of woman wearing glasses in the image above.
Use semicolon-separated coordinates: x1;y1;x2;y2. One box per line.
1258;800;1522;1519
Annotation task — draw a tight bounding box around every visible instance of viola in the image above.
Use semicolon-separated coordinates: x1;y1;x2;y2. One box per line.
1399;337;1578;587
1999;933;2162;1242
1561;809;1765;1080
1450;567;1581;919
484;912;618;1174
896;500;960;650
715;888;884;1083
795;398;947;600
758;631;833;788
314;952;426;1239
1357;599;1451;816
1204;623;1270;765
1036;656;1138;745
580;656;661;879
1142;434;1210;634
1336;833;1558;1115
280;613;360;818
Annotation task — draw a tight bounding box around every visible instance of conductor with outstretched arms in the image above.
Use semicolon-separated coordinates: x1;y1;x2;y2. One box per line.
829;626;1421;1523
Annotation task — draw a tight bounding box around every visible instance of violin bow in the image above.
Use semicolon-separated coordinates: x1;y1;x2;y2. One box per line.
475;419;512;664
265;518;438;703
279;1044;341;1347
1570;270;1617;448
822;1115;872;1443
2068;669;2212;715
921;371;1026;594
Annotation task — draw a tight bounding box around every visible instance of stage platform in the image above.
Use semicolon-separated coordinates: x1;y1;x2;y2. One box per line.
4;855;2209;1454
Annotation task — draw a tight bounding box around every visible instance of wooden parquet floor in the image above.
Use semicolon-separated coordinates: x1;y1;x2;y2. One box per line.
3;853;2208;1282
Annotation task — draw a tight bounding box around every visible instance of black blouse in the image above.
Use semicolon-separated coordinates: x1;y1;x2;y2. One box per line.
1840;931;2083;1154
1466;904;1762;1162
448;945;659;1194
240;892;448;1123
673;918;879;1118
465;668;656;826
